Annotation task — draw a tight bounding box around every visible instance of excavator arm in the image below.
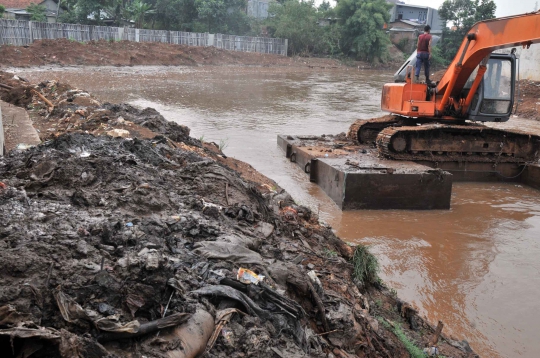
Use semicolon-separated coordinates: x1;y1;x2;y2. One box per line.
437;11;540;115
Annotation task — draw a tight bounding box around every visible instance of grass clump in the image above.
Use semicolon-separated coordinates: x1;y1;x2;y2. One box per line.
393;324;427;358
218;138;229;151
379;319;426;358
351;245;379;286
323;248;338;258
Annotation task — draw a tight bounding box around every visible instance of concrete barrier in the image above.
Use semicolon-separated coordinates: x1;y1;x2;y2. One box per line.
0;101;41;153
516;44;540;81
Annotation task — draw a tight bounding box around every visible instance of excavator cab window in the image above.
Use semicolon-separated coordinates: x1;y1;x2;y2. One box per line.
481;58;512;114
468;53;516;122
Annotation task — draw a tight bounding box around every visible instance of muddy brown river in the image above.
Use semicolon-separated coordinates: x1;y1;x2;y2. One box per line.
12;65;540;357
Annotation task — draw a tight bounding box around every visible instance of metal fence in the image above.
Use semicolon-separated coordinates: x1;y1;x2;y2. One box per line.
0;19;288;56
214;34;287;54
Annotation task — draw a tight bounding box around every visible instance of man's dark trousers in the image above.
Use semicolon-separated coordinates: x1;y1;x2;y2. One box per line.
415;52;430;81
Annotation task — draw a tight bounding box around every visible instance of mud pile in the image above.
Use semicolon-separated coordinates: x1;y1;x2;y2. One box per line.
0;72;476;357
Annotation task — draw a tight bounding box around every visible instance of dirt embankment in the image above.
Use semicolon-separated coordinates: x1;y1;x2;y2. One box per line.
0;39;352;69
516;80;540;120
0;39;405;69
0;72;476;357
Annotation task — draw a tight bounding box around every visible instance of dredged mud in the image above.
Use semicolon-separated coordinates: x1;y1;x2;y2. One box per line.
0;72;477;357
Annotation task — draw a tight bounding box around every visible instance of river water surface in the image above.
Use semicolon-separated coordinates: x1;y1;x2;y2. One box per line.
13;65;540;358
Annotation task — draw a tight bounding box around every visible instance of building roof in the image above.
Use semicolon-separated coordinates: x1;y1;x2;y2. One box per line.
395;3;434;10
389;28;417;32
5;8;29;14
400;19;424;27
0;0;45;9
390;19;425;28
389;27;442;35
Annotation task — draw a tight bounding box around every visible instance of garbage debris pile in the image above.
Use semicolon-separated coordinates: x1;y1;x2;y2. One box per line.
0;72;477;358
0;71;199;146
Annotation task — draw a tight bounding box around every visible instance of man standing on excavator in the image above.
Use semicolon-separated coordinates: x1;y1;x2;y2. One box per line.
415;25;432;84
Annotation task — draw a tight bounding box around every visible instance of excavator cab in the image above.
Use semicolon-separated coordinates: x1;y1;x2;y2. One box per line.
466;53;516;122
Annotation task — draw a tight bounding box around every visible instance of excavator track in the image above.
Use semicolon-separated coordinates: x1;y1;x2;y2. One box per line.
376;124;540;163
347;115;405;144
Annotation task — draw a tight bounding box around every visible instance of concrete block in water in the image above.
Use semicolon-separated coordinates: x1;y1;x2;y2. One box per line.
313;157;452;210
278;134;452;210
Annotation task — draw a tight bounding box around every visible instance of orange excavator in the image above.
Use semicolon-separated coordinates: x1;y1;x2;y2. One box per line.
348;11;540;163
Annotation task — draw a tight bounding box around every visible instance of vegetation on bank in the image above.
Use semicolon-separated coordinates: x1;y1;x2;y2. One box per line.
27;3;47;22
379;318;428;358
18;0;496;64
267;0;393;62
268;0;498;64
352;244;380;286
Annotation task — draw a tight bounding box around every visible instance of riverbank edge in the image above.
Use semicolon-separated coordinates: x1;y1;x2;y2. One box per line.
0;38;406;70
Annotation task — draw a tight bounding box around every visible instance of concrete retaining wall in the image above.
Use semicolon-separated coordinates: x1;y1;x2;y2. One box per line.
516;44;540;81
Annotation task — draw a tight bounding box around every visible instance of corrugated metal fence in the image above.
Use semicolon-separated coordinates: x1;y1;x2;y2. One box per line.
214;34;286;54
0;19;288;56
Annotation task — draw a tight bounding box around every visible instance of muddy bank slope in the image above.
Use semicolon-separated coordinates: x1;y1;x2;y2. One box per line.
0;39;347;69
0;73;476;357
516;79;540;120
0;39;405;69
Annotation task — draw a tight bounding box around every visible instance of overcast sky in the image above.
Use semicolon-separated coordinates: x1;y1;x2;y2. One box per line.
318;0;539;17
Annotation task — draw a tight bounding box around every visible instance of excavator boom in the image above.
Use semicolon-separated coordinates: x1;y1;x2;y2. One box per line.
438;12;540;106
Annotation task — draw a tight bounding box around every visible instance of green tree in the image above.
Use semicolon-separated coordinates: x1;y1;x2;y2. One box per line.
67;0;111;23
129;0;155;28
267;0;322;55
194;0;248;34
103;0;131;27
318;0;331;12
438;0;496;62
218;9;250;35
154;0;198;30
474;0;496;21
0;5;5;18
27;3;47;21
335;0;392;63
320;22;342;56
196;0;226;32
